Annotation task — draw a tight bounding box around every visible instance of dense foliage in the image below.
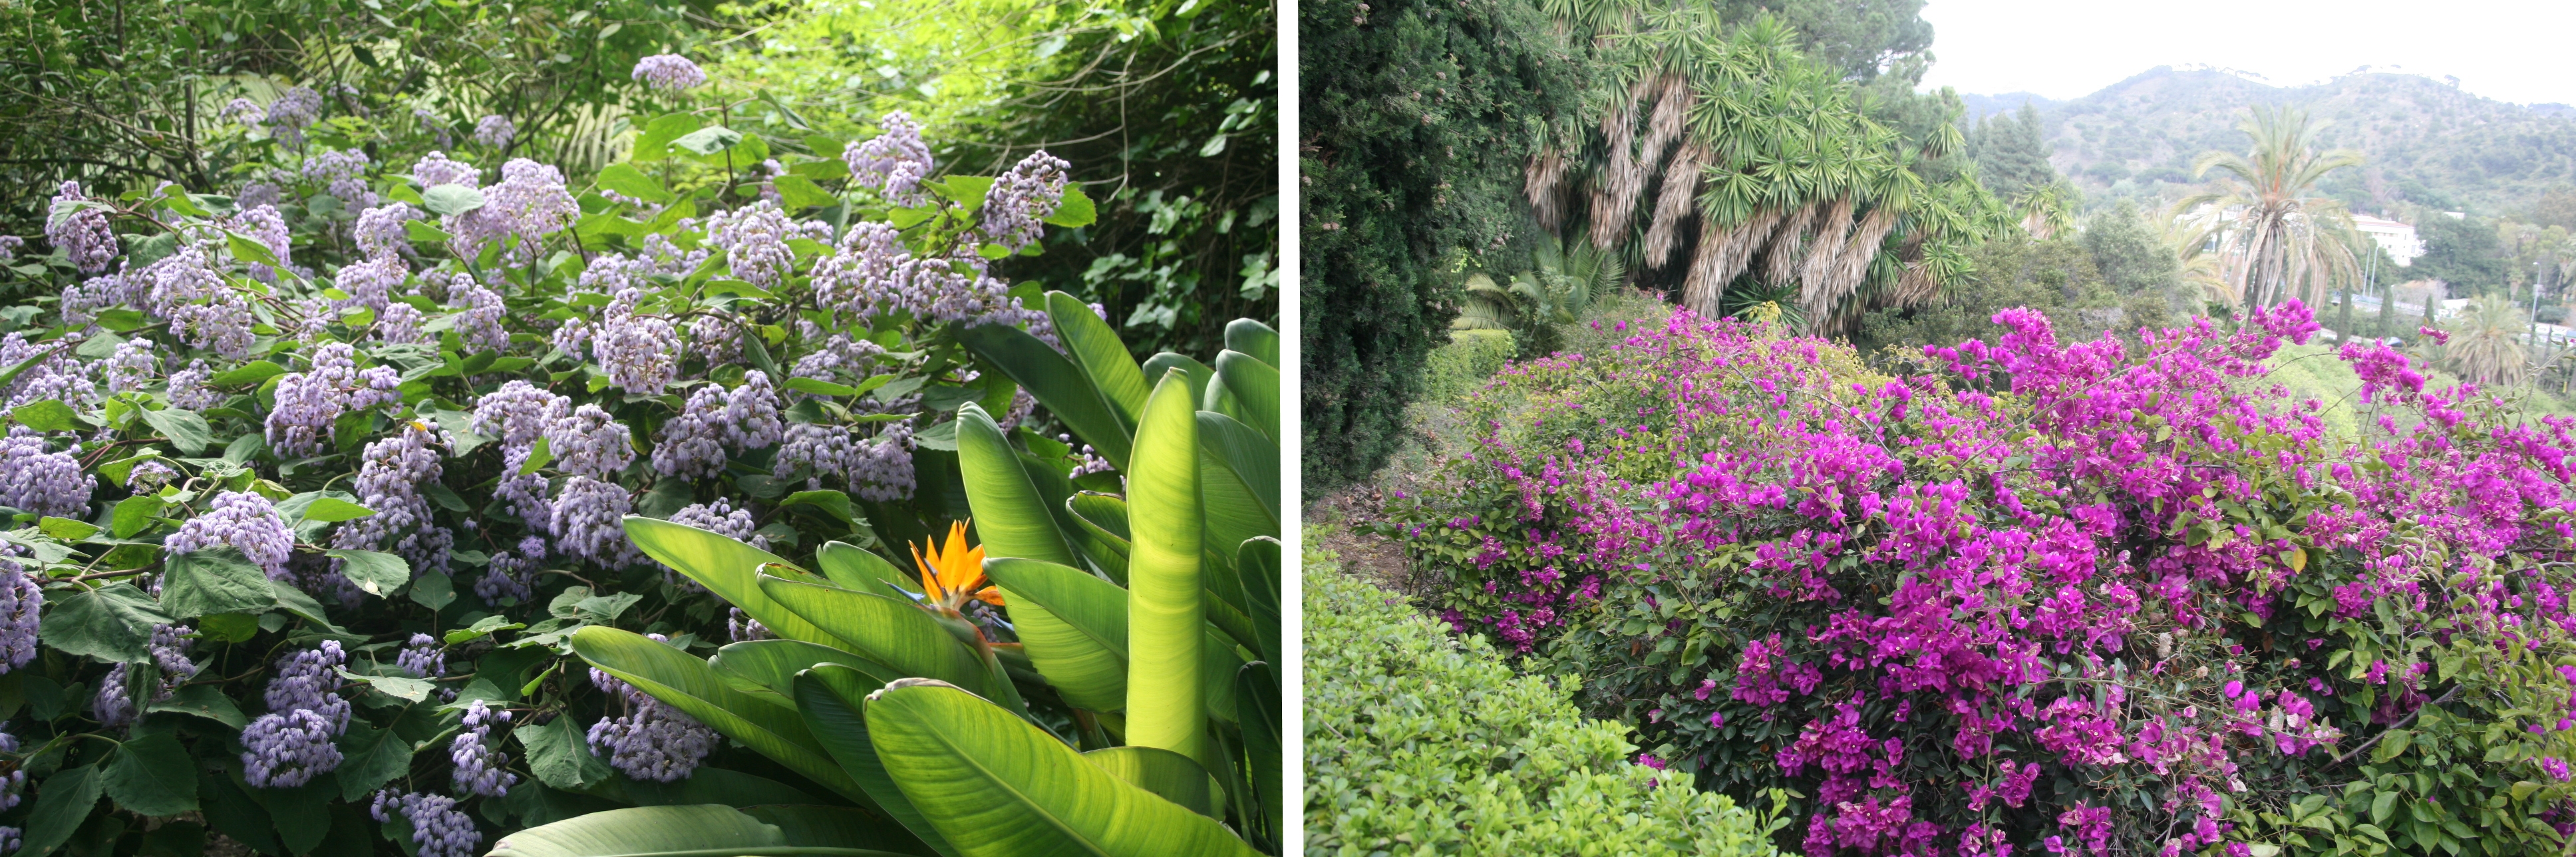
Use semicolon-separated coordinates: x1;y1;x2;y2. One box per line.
1297;0;1594;492
0;49;1234;855
1388;303;2576;856
1302;543;1785;856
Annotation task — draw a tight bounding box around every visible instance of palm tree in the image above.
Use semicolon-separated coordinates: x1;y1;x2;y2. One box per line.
2438;299;2531;387
1452;232;1625;356
1520;11;2003;335
2177;106;2365;313
2156;204;2229;313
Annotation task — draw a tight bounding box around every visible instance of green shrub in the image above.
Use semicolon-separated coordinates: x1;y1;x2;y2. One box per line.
1302;544;1786;857
1420;330;1517;404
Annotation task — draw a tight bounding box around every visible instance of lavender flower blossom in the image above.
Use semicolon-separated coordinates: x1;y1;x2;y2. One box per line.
473;114;515;150
631;55;708;91
47;182;118;274
0;428;94;518
165;490;297;580
844;112;933;206
451;700;518;797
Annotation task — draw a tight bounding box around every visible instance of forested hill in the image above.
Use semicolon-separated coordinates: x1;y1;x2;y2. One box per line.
1957;67;2576;218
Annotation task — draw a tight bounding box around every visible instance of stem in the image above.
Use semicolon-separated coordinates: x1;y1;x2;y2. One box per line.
2330;684;2463;767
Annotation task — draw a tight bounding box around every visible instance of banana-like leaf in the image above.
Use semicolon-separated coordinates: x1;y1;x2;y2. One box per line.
625;517;839;648
740;806;937;857
1046;291;1150;430
488;804;917;856
1200;627;1243;726
954;403;1080;567
570;628;869;804
709;639;901;703
1196;411;1279;532
795;668;959;857
987;558;1128;712
1139;353;1213;407
1235;538;1282;666
1235;661;1281;852
818;541;919;596
1126;371;1208;767
1201;592;1259;664
1017;448;1108;580
959;324;1131;471
756;576;1004;705
1211;351;1278;443
1081;747;1225;820
1065;492;1132;549
1221;319;1278;368
866;684;1258;857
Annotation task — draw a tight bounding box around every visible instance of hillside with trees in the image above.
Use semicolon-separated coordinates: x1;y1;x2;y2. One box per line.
1964;67;2576;218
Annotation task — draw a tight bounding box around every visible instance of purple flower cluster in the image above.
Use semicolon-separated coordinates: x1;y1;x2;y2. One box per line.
551;476;639;567
333;420;453;571
473;114;515;150
651;373;784;478
412;152;478;189
241;642;349;788
587;654;717;781
980;150;1070;251
142;245;255;357
303;149;377;210
396;633;446;677
700;200;808;288
631;55;707;91
476;538;546;603
807;222;1045;333
353;202;421;258
47;181;118;273
844;111;933;206
265;343;401;457
592;289;679;395
0;428;94;518
372;790;481;857
226;204;295;282
772;422;915;502
544;404;634;479
450;699;518;797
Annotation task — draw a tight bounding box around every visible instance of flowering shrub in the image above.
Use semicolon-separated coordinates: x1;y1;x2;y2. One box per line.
0;52;1115;857
1387;304;2576;856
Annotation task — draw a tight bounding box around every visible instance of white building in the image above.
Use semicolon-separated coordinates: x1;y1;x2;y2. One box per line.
2352;214;2424;266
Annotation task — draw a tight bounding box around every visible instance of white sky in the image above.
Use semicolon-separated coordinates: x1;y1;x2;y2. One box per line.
1915;0;2576;106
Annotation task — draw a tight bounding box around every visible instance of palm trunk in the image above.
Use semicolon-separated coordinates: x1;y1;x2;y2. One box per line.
1682;208;1784;316
1642;144;1704;269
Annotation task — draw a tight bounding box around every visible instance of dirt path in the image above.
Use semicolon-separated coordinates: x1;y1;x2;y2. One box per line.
1302;484;1421;598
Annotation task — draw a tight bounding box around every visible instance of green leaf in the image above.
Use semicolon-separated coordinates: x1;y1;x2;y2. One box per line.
754;576;1001;701
520;715;614;792
774;174;836;211
780;490;859;530
1235;660;1282;847
788;669;955;856
1046;291;1150;431
9;400;77;432
1126;371;1208;766
1081;747;1224;819
816;542;918;596
208;359;286;387
673;126;746;156
1221;319;1279;368
22;765;102;856
782;377;860;397
866;684;1256;856
327;549;410;598
421;184;486;216
102;732;198;816
1042;187;1096;228
571;627;868;804
1235;538;1282;666
488;804;913;857
225;230;285;269
624;516;840;649
633;113;707;160
1197;411;1280;536
1211;351;1279;444
708;639;900;704
987;559;1127;712
958;325;1131;472
41;582;174;662
409;570;456;611
339;669;436;703
404;220;452;244
140;407;214;454
269;579;350;633
37;516;96;542
147;683;245;729
937;176;996;211
110;496;161;539
334;721;416;802
955;405;1079;568
593;163;673;204
299;497;377;524
162;547;279;619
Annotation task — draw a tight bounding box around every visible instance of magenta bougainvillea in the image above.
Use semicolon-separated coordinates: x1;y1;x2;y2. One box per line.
1390;303;2576;856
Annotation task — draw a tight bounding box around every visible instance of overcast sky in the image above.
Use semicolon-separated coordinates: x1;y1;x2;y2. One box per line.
1915;0;2576;106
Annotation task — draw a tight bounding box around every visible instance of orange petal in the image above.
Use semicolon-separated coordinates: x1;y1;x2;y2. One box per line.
940;522;975;592
972;587;1007;607
911;540;943;599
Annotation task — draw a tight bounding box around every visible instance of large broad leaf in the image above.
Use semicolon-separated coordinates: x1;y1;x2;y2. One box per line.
1221;319;1279;368
755;576;1001;703
1125;371;1208;767
23;765;102;856
987;559;1126;713
1210;351;1278;444
1138;354;1214;409
623;517;840;648
1064;492;1131;586
1236;661;1282;853
41;582;174;662
958;324;1130;472
160;547;278;619
1081;747;1224;820
1235;539;1282;667
139;407;214;454
1045;291;1150;430
866;684;1257;857
488;804;914;856
818;541;919;596
795;669;957;857
102;732;197;816
953;404;1079;567
570;627;868;804
740;805;936;856
1196;413;1279;530
709;639;901;703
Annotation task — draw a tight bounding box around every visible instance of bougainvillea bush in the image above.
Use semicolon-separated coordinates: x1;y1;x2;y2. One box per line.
1386;305;2576;857
0;51;1132;856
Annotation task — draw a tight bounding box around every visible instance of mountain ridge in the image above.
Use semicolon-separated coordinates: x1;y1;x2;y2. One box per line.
1946;66;2576;218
